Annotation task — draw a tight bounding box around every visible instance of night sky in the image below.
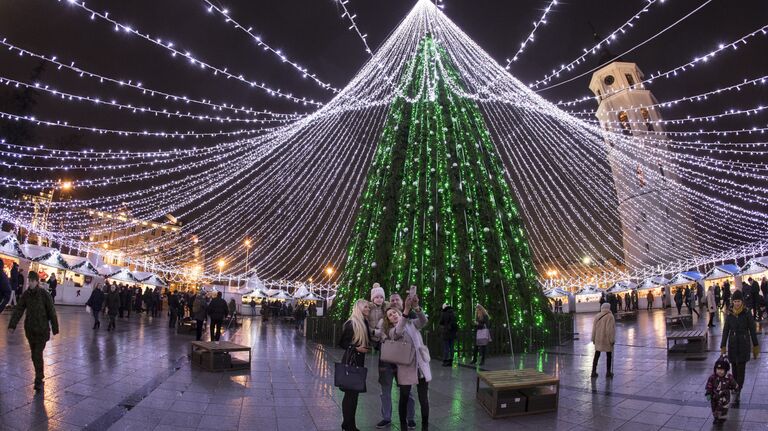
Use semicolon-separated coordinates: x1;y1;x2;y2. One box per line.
1;0;767;274
2;0;766;150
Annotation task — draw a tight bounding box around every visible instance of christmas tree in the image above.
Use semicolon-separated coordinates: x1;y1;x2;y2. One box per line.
332;36;551;339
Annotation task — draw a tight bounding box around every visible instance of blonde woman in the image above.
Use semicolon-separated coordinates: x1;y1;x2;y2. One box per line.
383;294;431;431
337;299;370;431
470;304;490;365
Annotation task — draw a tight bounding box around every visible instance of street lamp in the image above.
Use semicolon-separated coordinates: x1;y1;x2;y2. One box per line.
581;256;592;266
244;238;252;274
217;259;225;281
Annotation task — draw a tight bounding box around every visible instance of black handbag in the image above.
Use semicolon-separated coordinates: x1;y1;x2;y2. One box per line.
334;347;367;393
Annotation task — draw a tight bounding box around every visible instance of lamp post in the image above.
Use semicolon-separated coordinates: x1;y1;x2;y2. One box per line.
217;259;225;281
244;238;252;275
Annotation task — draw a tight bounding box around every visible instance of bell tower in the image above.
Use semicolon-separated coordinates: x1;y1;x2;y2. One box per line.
589;62;694;270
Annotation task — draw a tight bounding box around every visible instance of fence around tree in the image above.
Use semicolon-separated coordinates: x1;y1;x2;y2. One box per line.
305;313;574;357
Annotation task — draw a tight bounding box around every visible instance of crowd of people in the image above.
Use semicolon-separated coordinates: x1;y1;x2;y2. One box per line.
336;283;489;431
590;279;763;425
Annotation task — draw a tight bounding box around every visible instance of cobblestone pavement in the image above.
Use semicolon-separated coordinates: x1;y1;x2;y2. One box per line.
1;305;767;430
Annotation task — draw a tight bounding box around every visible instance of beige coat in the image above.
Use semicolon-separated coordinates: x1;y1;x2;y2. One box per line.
706;287;716;313
387;310;431;385
591;308;615;352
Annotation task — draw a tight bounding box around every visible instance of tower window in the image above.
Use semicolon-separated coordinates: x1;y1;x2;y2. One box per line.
658;163;666;178
641;108;654;131
635;225;642;233
625;74;635;86
645;243;650;253
596;89;602;103
641;212;647;222
636;165;646;188
618;111;632;136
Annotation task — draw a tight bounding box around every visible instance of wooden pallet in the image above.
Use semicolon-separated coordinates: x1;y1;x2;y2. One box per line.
476;369;559;418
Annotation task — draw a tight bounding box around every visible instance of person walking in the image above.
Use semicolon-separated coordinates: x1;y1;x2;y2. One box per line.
591;303;615;378
106;285;120;331
646;291;654;310
470;304;491;366
192;293;207;341
86;284;105;329
47;273;57;304
8;272;59;390
685;287;700;318
383;294;431;431
748;278;761;321
168;290;180;328
706;284;717;328
0;260;12;313
714;283;722;310
722;281;731;310
674;289;684;315
207;291;229;341
439;303;457;367
338;299;370;431
9;262;19;308
720;290;759;405
295;305;307;333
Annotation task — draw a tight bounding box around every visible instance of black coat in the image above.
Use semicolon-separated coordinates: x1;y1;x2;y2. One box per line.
750;282;761;306
106;291;121;316
338;320;368;367
207;297;229;320
10;265;19;291
721;309;758;363
86;288;105;311
439;307;458;339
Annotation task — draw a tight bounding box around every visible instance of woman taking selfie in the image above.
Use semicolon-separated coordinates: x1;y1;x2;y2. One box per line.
338;299;370;431
383;293;431;430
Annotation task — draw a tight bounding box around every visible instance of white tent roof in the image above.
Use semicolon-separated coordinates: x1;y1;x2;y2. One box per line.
0;231;23;258
302;292;322;302
607;280;638;293
667;271;704;287
740;257;768;276
242;289;268;299
136;273;168;287
575;285;602;296
19;244;57;261
106;268;138;284
67;257;102;277
544;288;570;298
97;264;122;277
245;274;266;292
292;283;310;299
271;290;292;300
638;276;669;290
703;264;741;280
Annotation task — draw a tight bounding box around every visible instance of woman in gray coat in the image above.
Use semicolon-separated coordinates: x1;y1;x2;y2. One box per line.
383;294;431;430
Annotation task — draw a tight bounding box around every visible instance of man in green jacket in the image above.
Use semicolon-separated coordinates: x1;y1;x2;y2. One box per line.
8;271;59;391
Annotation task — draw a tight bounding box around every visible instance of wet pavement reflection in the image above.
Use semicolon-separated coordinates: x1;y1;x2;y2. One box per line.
1;305;767;430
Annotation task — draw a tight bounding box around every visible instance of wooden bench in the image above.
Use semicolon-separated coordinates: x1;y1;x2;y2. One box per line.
189;341;252;372
665;314;693;329
666;330;708;354
476;369;560;418
616;310;638;321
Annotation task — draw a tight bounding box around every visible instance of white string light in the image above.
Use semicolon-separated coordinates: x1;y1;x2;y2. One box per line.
200;0;340;93
58;0;323;107
505;0;558;66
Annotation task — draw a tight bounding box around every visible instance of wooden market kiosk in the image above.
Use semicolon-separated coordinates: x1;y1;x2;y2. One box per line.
637;276;668;309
